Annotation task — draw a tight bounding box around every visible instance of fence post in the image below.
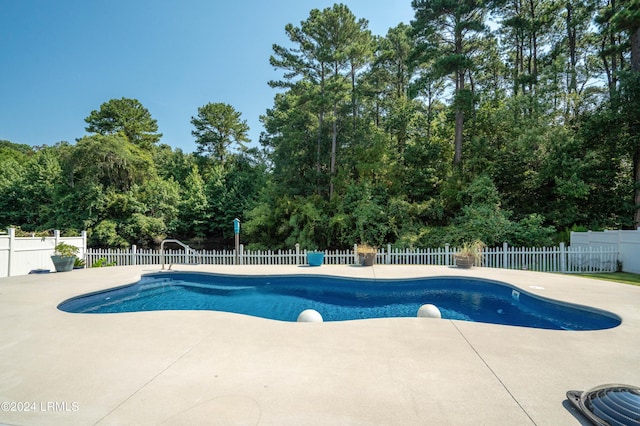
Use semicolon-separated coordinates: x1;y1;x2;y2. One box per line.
617;231;622;268
81;230;87;262
8;227;15;277
239;244;244;265
131;245;137;266
503;242;508;269
295;243;300;265
445;243;450;266
560;242;566;273
354;244;358;265
386;243;391;264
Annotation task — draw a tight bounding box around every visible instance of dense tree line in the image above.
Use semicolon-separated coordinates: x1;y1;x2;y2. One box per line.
0;99;264;248
1;1;638;250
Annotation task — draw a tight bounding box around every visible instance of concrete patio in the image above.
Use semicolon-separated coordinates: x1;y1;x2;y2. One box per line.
0;265;639;425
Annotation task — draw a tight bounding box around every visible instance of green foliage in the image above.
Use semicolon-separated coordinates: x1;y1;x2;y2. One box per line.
72;134;155;192
338;182;390;247
9;146;61;231
283;196;328;249
132;178;180;229
122;213;167;247
449;176;511;246
85;97;162;149
508;214;556;247
175;165;209;238
90;220;129;248
191;102;250;163
206;151;268;238
54;242;79;257
91;257;117;267
270;4;374;198
11;228;51;237
3;3;640;249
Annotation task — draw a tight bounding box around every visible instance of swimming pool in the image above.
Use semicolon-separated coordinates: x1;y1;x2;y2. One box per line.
58;272;620;330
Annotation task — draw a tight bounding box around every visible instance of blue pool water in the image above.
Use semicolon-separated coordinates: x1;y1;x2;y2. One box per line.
57;272;621;330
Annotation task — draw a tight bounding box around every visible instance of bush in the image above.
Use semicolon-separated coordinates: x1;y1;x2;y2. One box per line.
91;257;116;267
506;214;556;247
90;220;129;248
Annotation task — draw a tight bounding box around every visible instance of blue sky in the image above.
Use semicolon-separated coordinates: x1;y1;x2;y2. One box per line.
0;1;414;153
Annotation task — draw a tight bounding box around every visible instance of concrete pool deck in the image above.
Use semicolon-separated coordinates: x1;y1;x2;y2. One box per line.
0;265;638;425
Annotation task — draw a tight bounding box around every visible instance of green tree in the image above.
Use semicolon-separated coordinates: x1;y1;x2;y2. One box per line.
91;219;129;248
0;140;32;162
377;24;415;100
270;4;373;198
260;87;320;196
451;175;511;246
496;0;558;95
175;165;209;238
0;142;30;227
205;150;268;238
0;147;62;230
612;0;640;226
576;102;635;229
132;177;181;237
191;102;250;164
71;134;155;192
592;0;640;226
85;97;162;149
372;24;419;155
412;0;490;166
270;12;334;193
152;144;197;184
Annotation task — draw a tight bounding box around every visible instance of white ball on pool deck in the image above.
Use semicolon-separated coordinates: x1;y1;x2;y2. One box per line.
297;309;323;323
417;304;441;319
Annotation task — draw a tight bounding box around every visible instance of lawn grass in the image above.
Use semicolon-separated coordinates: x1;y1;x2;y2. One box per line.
577;272;640;286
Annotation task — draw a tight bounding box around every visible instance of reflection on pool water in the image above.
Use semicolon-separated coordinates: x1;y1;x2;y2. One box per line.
58;272;621;330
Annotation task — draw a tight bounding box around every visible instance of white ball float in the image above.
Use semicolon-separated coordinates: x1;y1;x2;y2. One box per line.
297;309;323;323
417;304;441;319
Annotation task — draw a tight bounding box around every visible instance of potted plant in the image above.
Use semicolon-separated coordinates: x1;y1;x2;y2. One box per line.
73;257;86;269
455;240;485;268
51;242;79;272
357;243;377;266
306;248;325;267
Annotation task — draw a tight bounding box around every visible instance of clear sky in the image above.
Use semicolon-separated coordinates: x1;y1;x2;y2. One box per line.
0;0;414;153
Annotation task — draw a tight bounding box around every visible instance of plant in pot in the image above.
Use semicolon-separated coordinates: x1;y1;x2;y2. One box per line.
306;246;325;267
455;240;485;268
51;242;79;272
73;257;86;269
357;243;377;266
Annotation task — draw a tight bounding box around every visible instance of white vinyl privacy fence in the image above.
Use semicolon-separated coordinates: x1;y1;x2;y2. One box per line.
570;229;640;274
85;242;620;274
0;229;86;277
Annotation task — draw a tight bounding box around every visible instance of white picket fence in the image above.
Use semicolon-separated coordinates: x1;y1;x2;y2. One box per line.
0;226;628;277
84;242;620;274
